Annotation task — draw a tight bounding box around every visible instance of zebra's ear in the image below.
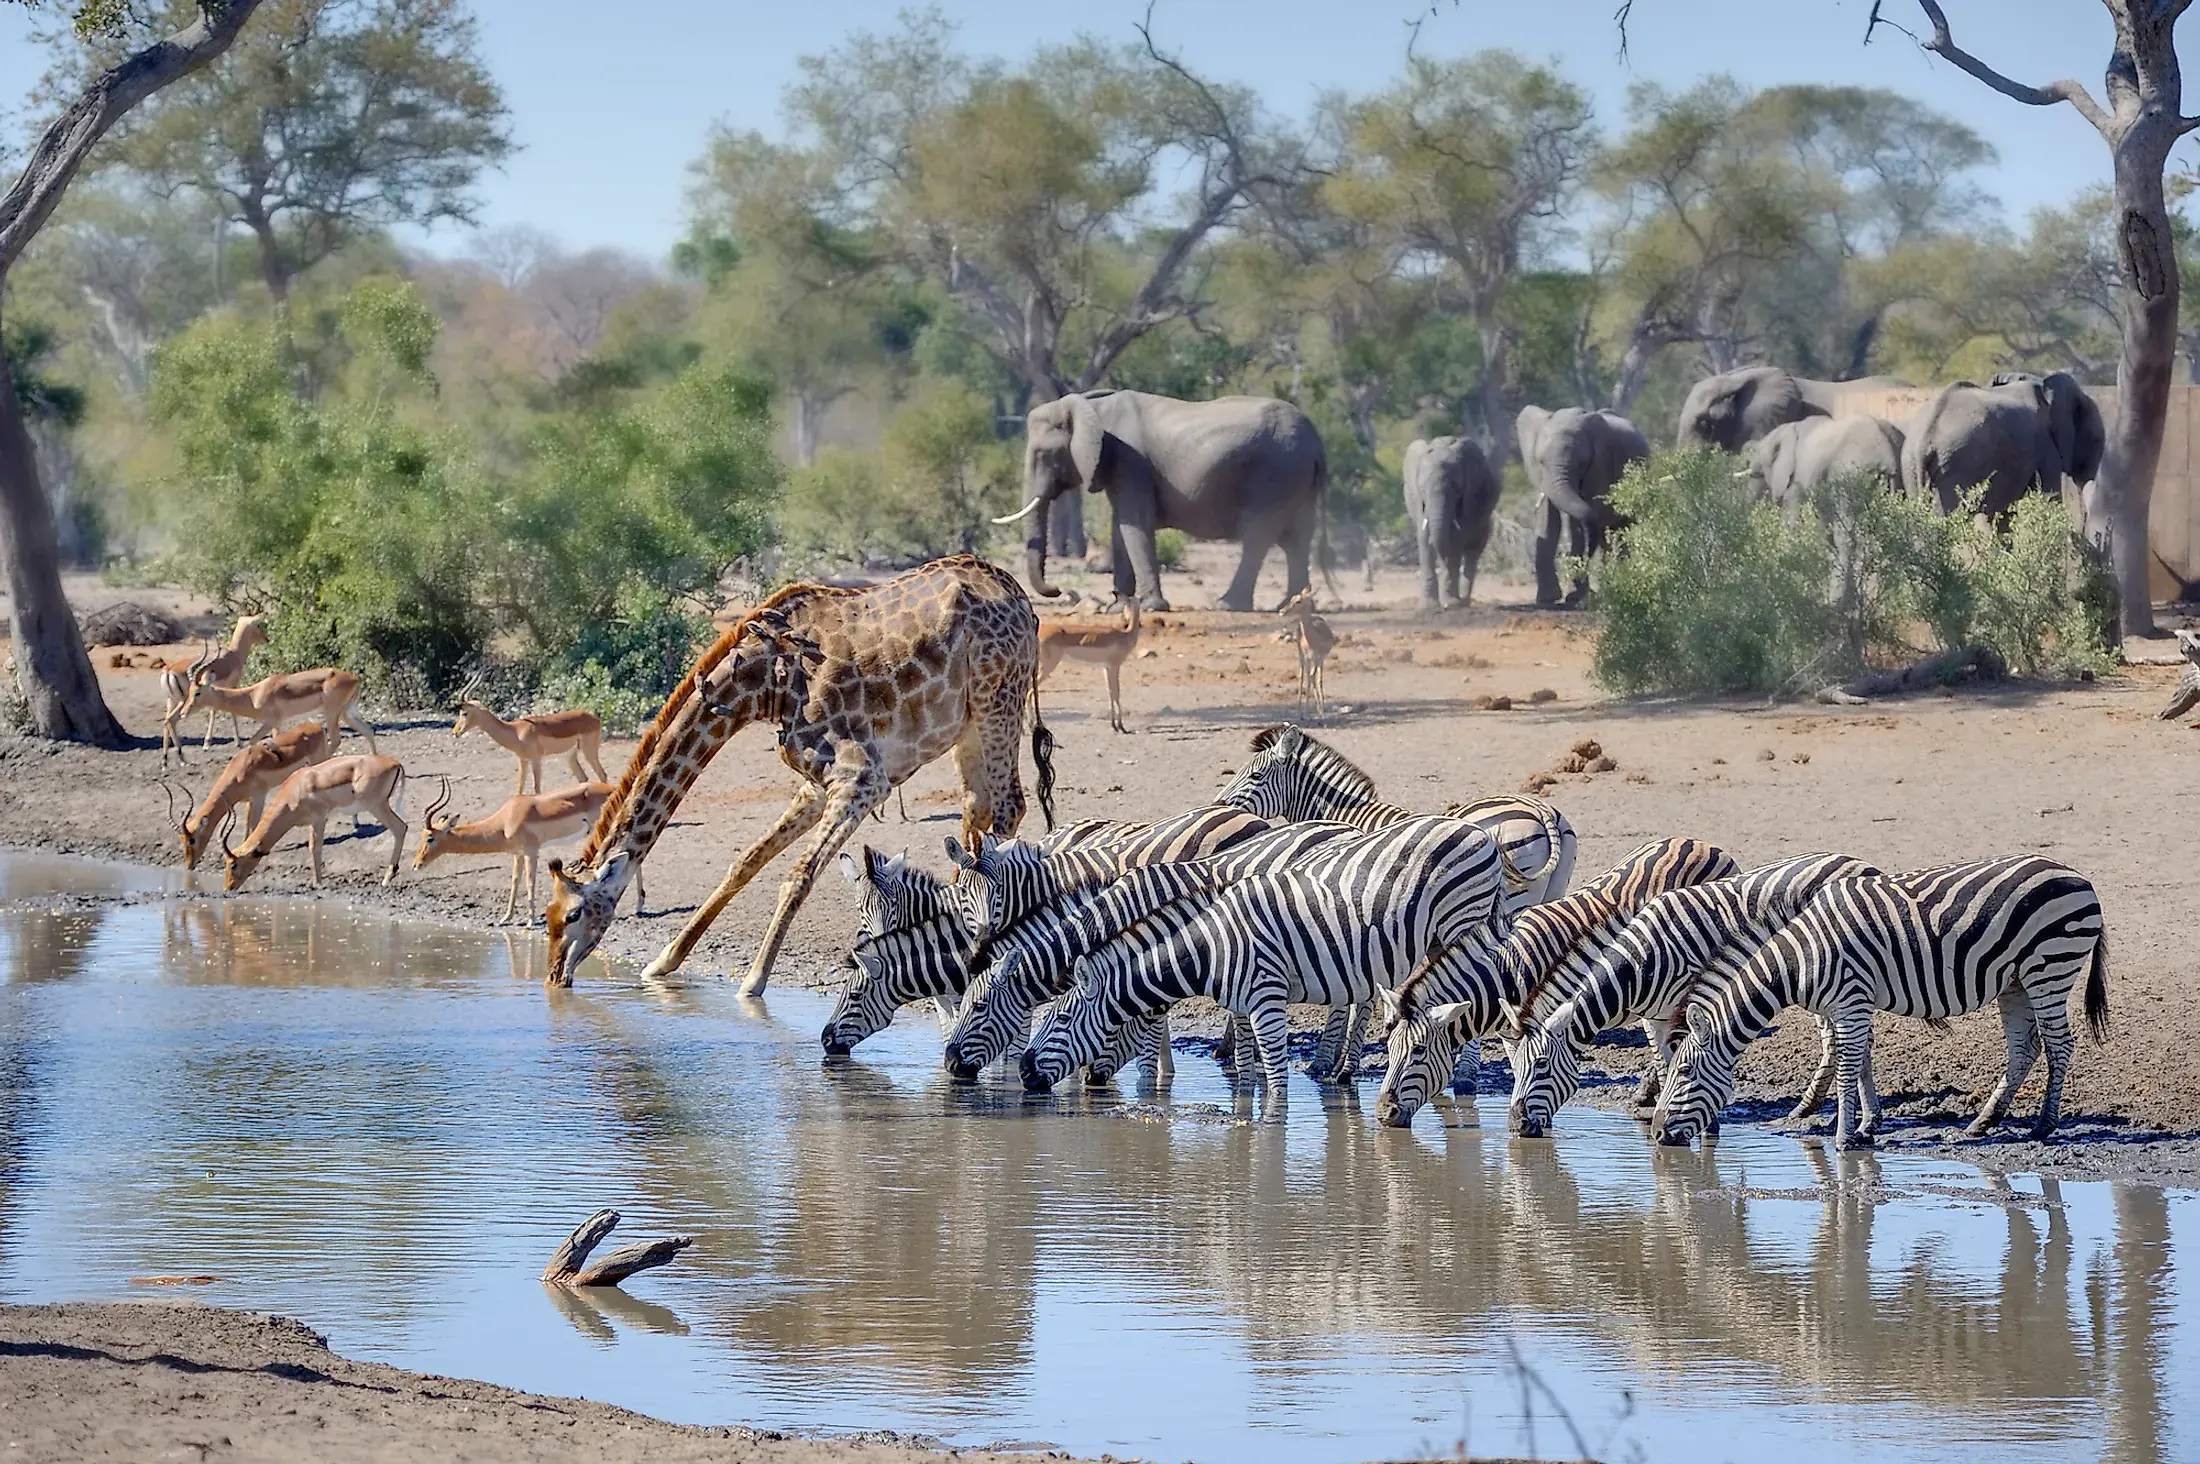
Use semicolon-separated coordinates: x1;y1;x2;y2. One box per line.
1496;998;1526;1040
884;850;908;884
1424;1001;1473;1031
1374;987;1401;1025
838;850;862;885
943;835;974;871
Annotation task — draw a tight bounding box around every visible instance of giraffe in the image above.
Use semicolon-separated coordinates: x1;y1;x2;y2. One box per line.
545;554;1055;994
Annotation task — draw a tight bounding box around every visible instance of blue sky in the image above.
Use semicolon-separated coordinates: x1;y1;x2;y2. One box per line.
2;1;2186;260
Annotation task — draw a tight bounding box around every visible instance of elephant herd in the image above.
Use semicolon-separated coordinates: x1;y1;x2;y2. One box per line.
997;368;2106;614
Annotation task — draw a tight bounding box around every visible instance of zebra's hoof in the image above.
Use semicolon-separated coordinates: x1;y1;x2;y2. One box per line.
1835;1133;1876;1151
2027;1120;2060;1142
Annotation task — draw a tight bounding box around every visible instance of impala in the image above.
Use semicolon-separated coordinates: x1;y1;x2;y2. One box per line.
1037;597;1142;733
414;777;642;924
222;754;409;890
158;615;267;763
185;666;376;752
451;677;609;793
165;721;333;870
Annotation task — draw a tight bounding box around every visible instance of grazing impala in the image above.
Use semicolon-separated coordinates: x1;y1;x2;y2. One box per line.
451;679;609;793
185;666;376;753
1037;597;1142;733
414;777;643;924
166;722;333;870
222;754;409;890
159;615;267;763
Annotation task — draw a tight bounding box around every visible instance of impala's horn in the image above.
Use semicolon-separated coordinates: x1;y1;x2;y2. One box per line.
219;810;241;860
425;775;454;829
159;779;188;834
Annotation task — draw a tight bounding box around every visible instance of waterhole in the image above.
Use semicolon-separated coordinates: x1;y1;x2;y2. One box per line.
0;851;2193;1461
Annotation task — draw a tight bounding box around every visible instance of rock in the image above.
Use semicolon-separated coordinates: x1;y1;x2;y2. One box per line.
1475;694;1514;711
1589;755;1617;773
1524;770;1559;794
1529;688;1558;704
1570;738;1602;761
1557;754;1587;774
1137;648;1159;659
1757;747;1777;761
79;601;184;647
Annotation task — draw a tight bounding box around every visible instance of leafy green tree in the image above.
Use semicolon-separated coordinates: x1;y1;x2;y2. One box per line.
94;0;511;305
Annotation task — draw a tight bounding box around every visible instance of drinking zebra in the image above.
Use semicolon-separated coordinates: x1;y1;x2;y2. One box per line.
1215;724;1575;904
1506;852;1879;1139
943;820;1363;1081
1020;814;1515;1103
1656;856;2109;1150
1373;837;1738;1129
822;811;1271;1055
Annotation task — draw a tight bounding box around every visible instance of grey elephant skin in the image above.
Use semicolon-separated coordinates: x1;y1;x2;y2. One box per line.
1516;405;1650;607
1679;366;1912;452
1002;390;1328;612
1402;435;1500;609
1745;415;1906;518
1900;372;2106;517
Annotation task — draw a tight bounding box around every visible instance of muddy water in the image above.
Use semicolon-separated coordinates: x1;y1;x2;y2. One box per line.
0;852;2194;1463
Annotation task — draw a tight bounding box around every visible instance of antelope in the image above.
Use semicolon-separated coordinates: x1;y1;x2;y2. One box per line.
185;666;376;752
222;754;409;891
1278;588;1336;716
414;777;643;924
164;722;334;870
1036;597;1142;733
159;615;267;763
451;677;609;793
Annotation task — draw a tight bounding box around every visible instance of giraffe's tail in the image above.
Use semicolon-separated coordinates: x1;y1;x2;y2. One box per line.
1029;679;1057;831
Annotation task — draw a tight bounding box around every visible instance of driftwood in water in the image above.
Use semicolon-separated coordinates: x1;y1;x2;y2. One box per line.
1816;645;2007;705
541;1208;691;1289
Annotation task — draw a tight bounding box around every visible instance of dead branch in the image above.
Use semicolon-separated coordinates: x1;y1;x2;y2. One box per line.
1816;645;2007;704
541;1208;692;1289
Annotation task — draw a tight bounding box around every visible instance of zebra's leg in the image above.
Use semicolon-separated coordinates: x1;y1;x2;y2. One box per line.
1832;1006;1876;1151
1150;1010;1174;1085
1635;1016;1674;1109
1967;987;2040;1138
1310;1005;1349;1084
1855;1031;1885;1137
2029;985;2077;1140
1251;1003;1292;1111
1447;1037;1481;1097
1214;1013;1239;1076
1784;1015;1840;1127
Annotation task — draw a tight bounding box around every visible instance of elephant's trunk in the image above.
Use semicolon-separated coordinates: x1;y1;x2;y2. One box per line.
1544;465;1615;530
1021;494;1065;600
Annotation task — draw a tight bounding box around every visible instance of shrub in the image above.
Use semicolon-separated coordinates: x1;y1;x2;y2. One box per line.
1591;450;2115;697
777;385;1014;568
532;587;710;735
1154;527;1186;570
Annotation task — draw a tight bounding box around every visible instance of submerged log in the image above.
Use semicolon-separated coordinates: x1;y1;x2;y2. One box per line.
1816;645;2007;705
541;1208;692;1289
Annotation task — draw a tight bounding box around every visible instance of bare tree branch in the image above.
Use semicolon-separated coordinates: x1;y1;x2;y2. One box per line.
1902;0;2114;135
0;1;268;274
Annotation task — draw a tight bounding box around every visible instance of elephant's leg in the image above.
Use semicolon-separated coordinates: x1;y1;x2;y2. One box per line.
1564;515;1593;606
1534;498;1565;607
1110;517;1138;604
1417;524;1442;610
1219;517;1283;613
1278;505;1315;604
1442;550;1462;608
1115;515;1169;611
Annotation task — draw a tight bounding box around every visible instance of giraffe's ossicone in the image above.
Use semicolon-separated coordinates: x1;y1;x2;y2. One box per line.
545;555;1054;992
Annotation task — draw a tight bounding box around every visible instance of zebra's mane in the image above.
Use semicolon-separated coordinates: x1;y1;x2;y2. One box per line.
1512;889;1621;1020
1248;724;1377;804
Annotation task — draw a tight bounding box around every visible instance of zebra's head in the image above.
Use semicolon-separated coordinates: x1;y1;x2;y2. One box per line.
1215;724;1372;822
1374;988;1475;1129
942;948;1038;1081
823;915;965;1055
841;845;937;945
944;831;1043;954
1018;967;1112;1092
1654;1030;1733;1146
1504;1000;1582;1139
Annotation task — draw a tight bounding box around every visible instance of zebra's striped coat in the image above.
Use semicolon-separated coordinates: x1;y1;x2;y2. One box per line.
1373;837;1739;1129
1507;852;1879;1138
1657;856;2109;1150
1021;815;1515;1103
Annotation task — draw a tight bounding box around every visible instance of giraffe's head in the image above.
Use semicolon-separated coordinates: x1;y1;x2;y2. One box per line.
545;852;634;986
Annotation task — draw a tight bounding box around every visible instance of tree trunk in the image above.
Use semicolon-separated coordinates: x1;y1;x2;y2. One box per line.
1473;292;1513;466
0;332;124;745
1609;328;1664;414
2101;137;2178;636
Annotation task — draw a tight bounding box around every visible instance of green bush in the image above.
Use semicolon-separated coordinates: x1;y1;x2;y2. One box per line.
1591;450;2115;697
1154;527;1187;570
778;384;1014;567
532;587;710;735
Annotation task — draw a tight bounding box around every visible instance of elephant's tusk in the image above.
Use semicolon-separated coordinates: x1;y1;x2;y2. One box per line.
992;499;1045;525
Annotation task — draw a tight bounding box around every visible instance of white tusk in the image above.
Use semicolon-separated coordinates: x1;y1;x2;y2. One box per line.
992;499;1045;525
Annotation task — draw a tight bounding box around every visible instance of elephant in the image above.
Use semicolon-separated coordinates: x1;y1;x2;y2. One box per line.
1517;405;1650;607
1744;415;1906;519
1402;435;1500;610
997;390;1328;612
1901;372;2105;518
1678;366;1913;452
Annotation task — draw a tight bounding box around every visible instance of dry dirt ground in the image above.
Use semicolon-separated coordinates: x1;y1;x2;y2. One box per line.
0;1302;1102;1464
6;550;2200;1183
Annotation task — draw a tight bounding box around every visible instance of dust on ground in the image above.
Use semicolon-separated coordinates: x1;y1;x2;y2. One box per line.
0;1302;1101;1463
6;548;2200;1184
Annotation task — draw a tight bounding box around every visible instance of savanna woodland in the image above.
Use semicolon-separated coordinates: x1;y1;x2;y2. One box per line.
2;0;2194;735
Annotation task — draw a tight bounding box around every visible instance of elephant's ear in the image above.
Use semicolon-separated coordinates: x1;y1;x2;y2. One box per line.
2046;374;2107;483
1067;394;1105;490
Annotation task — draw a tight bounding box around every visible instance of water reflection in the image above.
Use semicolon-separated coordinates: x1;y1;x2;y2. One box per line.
0;851;2189;1463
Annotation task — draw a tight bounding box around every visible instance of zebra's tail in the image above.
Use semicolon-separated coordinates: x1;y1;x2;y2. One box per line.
1029;680;1057;832
2083;929;2111;1044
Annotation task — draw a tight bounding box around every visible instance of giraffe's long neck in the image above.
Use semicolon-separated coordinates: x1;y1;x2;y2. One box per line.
595;674;773;871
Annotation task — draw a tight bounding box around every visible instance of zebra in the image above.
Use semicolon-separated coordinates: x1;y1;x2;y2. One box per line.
1373;837;1739;1129
1020;815;1516;1103
1506;852;1880;1139
821;813;1265;1055
944;805;1270;956
1656;856;2110;1150
1214;724;1576;904
943;820;1363;1081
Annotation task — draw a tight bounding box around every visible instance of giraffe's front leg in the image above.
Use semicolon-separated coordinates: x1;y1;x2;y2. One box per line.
642;783;825;982
740;750;888;996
